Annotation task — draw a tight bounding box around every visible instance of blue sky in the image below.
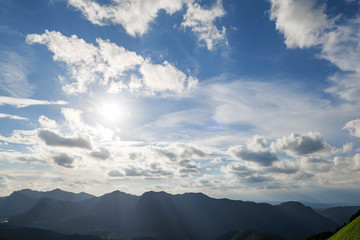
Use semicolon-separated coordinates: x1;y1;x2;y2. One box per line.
1;0;360;204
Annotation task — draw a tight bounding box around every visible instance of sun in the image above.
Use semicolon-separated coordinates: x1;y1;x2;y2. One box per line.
99;102;122;122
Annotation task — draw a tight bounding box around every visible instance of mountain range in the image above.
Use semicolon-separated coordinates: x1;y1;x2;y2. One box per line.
0;189;358;240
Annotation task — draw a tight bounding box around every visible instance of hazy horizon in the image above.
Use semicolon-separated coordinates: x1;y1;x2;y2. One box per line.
1;0;360;205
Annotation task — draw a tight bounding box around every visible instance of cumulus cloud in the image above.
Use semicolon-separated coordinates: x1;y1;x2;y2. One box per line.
53;153;74;168
300;157;333;172
343;119;360;138
154;143;207;162
182;0;227;50
90;147;110;160
0;96;67;108
269;0;333;48
0;113;28;120
26;30;197;96
123;164;172;177
269;0;360;102
269;160;299;174
0;51;34;98
38;129;91;149
271;132;328;156
228;135;279;166
68;0;184;37
38;115;58;129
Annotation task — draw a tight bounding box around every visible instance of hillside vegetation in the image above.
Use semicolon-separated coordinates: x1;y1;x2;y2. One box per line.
214;229;285;240
328;215;360;240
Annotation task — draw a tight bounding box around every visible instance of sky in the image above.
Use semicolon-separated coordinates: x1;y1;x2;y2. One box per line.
1;0;360;204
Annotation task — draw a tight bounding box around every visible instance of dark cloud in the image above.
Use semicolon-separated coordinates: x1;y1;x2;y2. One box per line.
154;143;207;162
154;148;177;161
123;164;173;178
245;175;272;183
38;130;91;149
108;170;124;177
90;147;110;160
53;153;74;168
229;145;279;166
178;143;207;158
301;157;333;172
271;132;327;156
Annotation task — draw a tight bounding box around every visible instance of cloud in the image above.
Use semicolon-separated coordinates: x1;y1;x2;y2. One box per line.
0;51;34;98
271;132;328;156
139;60;198;95
26;30;197;96
343;119;360;138
269;0;333;48
269;1;360;102
0;113;28;120
68;0;184;36
108;170;124;177
182;0;227;50
229;145;279;166
38;115;58;129
38;129;91;149
154;143;207;162
300;157;333;173
269;160;299;174
90;147;110;160
53;153;74;168
0;96;67;108
122;165;169;177
228;136;279;166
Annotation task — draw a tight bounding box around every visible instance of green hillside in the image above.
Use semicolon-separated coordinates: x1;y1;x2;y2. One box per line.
214;229;285;240
328;216;360;240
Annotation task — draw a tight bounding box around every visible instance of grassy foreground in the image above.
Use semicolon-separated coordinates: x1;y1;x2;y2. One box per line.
328;215;360;240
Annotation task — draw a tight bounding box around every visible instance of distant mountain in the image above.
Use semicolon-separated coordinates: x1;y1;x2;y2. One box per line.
0;192;39;218
6;190;338;240
328;215;360;240
0;189;94;219
316;206;360;226
14;189;94;202
214;229;286;240
0;224;101;240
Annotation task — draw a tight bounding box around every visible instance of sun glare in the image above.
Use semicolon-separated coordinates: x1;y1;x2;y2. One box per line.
100;102;122;122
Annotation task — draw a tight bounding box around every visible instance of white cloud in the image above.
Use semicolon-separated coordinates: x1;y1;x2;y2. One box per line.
343;119;360;138
269;0;333;48
68;0;184;36
139;60;196;95
269;1;360;103
0;51;34;98
26;30;197;96
38;115;58;129
0;113;28;120
182;0;227;50
0;96;67;108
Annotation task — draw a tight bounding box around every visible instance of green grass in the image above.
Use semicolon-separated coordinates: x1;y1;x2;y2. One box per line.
328;215;360;240
215;229;285;240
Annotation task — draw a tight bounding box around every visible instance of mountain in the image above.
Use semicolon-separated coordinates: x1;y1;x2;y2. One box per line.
328;215;360;240
316;206;360;226
0;192;39;219
6;190;338;240
14;189;94;202
0;224;101;240
0;189;94;219
214;229;286;240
